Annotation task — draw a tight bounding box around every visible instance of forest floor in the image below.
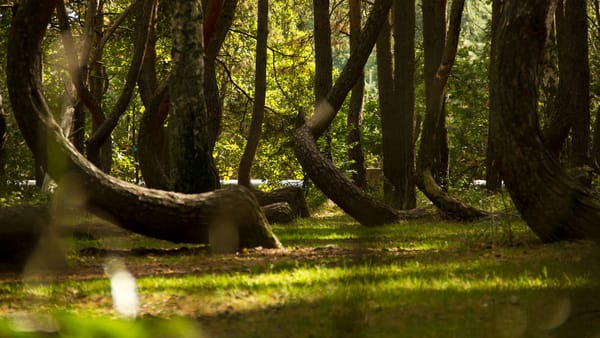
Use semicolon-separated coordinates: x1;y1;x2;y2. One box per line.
0;204;599;337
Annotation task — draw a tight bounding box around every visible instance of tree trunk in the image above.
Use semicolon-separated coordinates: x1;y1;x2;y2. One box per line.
376;15;399;206
294;0;437;226
392;0;417;209
561;0;590;170
136;0;170;189
0;98;5;191
312;0;334;160
420;0;449;188
415;0;487;220
253;186;310;218
346;0;366;189
7;0;282;251
238;0;268;187
490;0;600;244
205;0;238;152
168;0;219;193
261;202;294;224
542;0;590;164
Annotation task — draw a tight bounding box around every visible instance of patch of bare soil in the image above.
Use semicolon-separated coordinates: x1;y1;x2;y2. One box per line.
0;243;417;283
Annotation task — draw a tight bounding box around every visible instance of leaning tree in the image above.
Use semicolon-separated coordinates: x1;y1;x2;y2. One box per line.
4;0;281;253
489;0;600;244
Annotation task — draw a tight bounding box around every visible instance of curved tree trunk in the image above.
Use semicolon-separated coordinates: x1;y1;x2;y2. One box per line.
294;0;438;226
490;0;600;243
415;0;487;221
7;0;281;250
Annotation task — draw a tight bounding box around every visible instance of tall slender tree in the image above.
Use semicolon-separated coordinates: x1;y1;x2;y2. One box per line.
392;0;416;209
347;0;366;188
238;0;268;187
420;0;449;188
313;0;333;160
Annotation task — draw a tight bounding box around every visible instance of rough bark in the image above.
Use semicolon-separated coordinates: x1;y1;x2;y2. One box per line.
294;0;438;226
485;0;502;192
415;0;487;221
238;0;268;187
491;0;600;243
420;0;449;187
376;15;397;205
261;202;294;224
312;0;334;160
346;0;366;188
168;0;219;193
0;95;6;190
392;0;416;209
542;0;590;164
7;0;282;251
137;0;171;189
253;186;310;218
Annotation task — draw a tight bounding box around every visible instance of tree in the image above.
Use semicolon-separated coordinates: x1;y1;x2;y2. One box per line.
0;95;5;190
490;0;600;243
6;0;281;250
485;0;502;192
415;0;487;221
420;0;450;188
542;0;590;169
391;0;416;209
346;0;366;188
294;0;429;226
168;0;219;193
313;0;334;160
238;0;268;187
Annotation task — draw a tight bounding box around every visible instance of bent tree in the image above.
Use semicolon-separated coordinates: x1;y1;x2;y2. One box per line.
294;0;433;226
490;0;600;243
7;0;281;250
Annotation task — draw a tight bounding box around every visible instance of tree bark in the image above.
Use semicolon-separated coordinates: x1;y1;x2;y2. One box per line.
168;0;219;193
312;0;334;160
295;0;438;226
392;0;416;209
420;0;449;187
414;0;487;220
542;0;590;165
137;0;171;189
85;0;154;172
238;0;268;187
490;0;600;243
0;95;5;191
261;202;294;224
205;0;238;151
346;0;367;189
7;0;282;251
485;0;503;192
253;186;310;218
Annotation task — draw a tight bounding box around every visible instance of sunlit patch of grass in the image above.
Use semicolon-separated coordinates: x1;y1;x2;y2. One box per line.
0;210;599;337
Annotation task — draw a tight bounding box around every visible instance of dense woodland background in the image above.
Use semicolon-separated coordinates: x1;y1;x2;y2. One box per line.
0;0;600;245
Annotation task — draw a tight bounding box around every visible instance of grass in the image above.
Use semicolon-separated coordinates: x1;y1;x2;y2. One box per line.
0;208;599;337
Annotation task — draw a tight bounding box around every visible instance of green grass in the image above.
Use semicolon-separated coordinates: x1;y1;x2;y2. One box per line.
0;211;599;337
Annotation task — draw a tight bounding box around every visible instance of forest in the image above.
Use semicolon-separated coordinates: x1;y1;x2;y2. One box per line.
0;0;599;336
